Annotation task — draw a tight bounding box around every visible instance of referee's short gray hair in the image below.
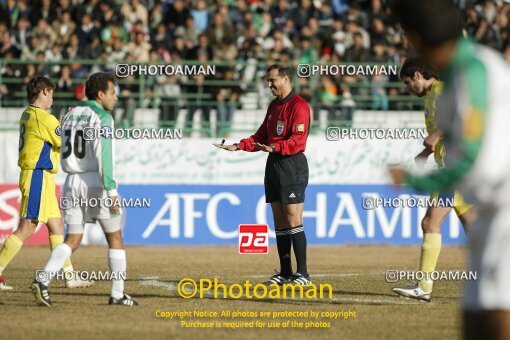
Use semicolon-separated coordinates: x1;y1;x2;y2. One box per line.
267;64;292;80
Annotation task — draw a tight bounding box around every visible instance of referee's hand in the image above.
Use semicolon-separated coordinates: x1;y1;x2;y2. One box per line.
213;143;238;151
254;143;273;152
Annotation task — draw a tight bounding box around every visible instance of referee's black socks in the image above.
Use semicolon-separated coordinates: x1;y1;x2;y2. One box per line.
275;227;293;277
290;225;308;278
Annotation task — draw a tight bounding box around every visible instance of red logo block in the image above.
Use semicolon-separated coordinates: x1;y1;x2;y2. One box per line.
238;224;269;254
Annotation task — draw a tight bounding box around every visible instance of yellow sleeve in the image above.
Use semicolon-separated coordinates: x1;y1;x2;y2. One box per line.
38;112;62;148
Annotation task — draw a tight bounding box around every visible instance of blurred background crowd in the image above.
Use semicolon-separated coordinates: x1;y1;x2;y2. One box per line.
0;0;509;131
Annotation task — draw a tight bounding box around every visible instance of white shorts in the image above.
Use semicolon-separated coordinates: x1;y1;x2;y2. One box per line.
62;172;122;226
463;205;510;311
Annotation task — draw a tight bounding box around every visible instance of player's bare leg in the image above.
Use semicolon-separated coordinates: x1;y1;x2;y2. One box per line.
282;202;310;286
393;206;451;301
458;208;477;235
104;227;137;306
0;219;38;290
46;218;93;288
12;219;39;241
464;311;510;340
31;226;88;306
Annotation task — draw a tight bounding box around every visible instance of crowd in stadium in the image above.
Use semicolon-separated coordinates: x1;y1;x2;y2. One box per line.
0;0;509;127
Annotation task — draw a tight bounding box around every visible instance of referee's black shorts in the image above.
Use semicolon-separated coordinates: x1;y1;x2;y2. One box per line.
264;152;309;204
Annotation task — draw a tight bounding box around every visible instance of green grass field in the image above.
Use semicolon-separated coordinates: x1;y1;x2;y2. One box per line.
0;245;468;339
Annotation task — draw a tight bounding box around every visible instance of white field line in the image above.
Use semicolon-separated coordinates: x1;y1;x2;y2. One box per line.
249;272;384;279
137;276;420;305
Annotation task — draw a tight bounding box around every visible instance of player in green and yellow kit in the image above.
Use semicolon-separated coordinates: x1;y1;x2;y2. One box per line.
392;58;475;302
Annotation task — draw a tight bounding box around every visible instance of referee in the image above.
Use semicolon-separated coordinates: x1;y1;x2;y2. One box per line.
214;64;312;286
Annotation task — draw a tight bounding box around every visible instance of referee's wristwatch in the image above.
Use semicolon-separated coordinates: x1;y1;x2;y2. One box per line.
270;144;276;153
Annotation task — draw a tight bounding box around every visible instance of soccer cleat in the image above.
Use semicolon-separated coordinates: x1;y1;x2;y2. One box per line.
108;293;138;306
289;273;313;286
31;281;52;307
392;284;432;302
0;275;13;290
263;271;291;286
65;275;95;289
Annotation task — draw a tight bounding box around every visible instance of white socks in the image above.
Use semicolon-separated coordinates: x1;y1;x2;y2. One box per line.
41;244;72;286
108;249;126;299
39;245;127;300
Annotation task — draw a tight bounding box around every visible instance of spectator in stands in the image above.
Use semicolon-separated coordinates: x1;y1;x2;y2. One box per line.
237;24;264;62
0;31;19;58
149;2;164;30
371;72;389;111
185;73;212;134
319;75;340;122
205;11;234;46
29;0;56;27
213;36;238;62
63;34;80;59
339;82;356;125
270;0;291;30
96;2;122;28
152;23;172;49
297;36;318;65
183;16;200;46
33;19;56;46
191;0;209;33
292;0;315;29
57;65;73;92
188;33;213;60
344;32;370;62
75;14;99;46
107;38;128;62
13;17;31;48
157;74;182;126
127;32;151;62
121;0;148;31
0;63;20;104
169;35;187;60
45;43;63;75
214;69;242;137
53;11;75;46
82;35;103;60
164;0;190;31
317;2;334;29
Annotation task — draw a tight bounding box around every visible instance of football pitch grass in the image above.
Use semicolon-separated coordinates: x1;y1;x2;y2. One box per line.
0;245;467;339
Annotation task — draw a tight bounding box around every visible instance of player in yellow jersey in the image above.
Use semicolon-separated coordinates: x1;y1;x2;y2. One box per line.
391;58;476;301
0;76;92;290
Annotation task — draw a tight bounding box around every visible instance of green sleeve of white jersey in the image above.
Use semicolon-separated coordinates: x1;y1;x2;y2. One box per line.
99;112;118;196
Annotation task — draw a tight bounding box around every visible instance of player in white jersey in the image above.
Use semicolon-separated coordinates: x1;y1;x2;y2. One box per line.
31;73;138;307
391;1;510;338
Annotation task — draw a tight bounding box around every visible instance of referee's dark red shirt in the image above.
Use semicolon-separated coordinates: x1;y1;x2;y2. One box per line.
238;89;310;155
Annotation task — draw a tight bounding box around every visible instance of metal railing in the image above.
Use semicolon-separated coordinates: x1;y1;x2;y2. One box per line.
0;59;423;137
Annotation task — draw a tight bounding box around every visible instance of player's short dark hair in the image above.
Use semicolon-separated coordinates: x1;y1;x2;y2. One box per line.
267;64;292;80
400;58;439;80
27;76;56;103
392;0;463;47
85;72;116;100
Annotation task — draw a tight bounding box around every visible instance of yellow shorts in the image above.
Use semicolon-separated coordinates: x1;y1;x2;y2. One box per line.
19;169;61;223
430;190;473;216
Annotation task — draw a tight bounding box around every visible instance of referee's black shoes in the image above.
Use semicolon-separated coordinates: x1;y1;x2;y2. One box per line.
263;271;291;286
289;273;313;286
